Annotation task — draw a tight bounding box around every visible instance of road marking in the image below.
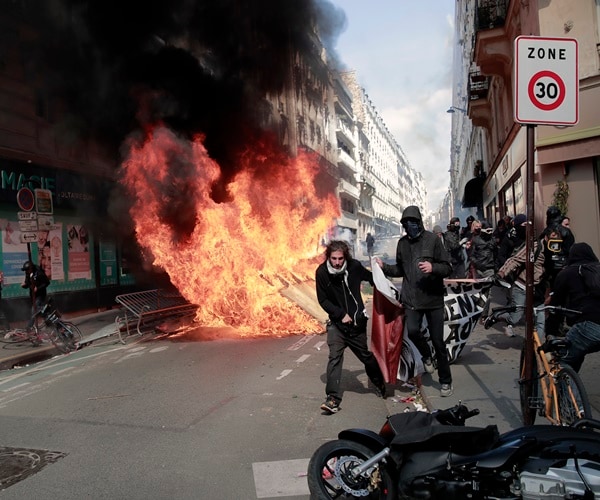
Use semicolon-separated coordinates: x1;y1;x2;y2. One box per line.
287;336;313;351
295;354;310;363
253;458;309;498
52;367;75;376
314;341;326;351
276;369;292;380
1;382;31;392
149;346;169;353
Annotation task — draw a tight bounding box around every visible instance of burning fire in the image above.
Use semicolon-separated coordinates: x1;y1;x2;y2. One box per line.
121;125;339;336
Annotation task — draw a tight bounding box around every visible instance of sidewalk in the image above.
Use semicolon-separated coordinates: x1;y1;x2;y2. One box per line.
418;287;600;432
0;308;124;370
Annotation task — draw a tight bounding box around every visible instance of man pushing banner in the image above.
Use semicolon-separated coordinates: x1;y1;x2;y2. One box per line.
371;260;491;384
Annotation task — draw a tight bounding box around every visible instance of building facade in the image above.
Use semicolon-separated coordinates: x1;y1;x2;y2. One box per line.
450;0;600;256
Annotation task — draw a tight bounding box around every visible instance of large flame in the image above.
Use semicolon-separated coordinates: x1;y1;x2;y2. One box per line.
121;125;339;336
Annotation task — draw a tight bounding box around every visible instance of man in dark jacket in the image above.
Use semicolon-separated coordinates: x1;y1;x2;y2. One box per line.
496;213;526;269
444;217;466;278
21;260;50;330
375;206;453;397
315;240;386;414
546;242;600;372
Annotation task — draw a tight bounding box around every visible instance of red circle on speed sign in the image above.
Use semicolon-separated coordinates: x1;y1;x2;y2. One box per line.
16;187;35;211
527;70;566;111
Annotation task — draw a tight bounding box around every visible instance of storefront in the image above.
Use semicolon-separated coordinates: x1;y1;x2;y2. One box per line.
0;157;138;321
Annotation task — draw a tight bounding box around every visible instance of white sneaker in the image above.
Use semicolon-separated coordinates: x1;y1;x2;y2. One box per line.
440;384;453;397
504;325;515;337
423;358;435;374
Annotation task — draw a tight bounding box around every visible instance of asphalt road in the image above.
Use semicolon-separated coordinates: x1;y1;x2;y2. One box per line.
0;325;418;499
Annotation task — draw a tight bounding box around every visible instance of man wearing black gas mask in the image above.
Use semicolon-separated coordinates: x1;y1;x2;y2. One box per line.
375;206;453;397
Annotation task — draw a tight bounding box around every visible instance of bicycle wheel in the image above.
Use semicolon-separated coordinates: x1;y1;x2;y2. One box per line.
46;324;71;353
57;321;82;351
556;365;592;425
519;340;538;425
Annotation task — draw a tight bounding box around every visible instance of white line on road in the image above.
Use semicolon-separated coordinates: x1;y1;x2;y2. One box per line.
295;354;310;363
1;382;31;392
287;336;313;351
276;369;293;380
313;341;326;351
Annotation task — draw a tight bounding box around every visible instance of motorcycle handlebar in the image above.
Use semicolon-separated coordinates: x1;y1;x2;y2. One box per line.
433;403;479;426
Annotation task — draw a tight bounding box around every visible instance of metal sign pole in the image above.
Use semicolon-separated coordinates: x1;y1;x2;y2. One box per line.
525;124;535;343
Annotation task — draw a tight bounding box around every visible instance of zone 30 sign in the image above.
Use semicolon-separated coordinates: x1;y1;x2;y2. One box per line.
514;36;578;125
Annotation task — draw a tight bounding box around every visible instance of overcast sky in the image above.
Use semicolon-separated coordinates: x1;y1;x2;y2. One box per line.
328;0;456;213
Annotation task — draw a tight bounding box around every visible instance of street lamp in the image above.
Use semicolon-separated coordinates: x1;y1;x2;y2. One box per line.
446;106;467;114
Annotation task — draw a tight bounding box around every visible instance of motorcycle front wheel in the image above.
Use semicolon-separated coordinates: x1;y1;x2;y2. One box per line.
307;439;395;499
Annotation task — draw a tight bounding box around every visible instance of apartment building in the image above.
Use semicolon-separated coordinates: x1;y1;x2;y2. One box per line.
450;0;600;255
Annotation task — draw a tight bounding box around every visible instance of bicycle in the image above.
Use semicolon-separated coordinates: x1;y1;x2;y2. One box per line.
0;299;82;354
35;298;82;353
485;303;592;426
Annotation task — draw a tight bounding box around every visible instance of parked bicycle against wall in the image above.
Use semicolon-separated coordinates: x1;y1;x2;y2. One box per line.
485;303;591;426
0;298;82;354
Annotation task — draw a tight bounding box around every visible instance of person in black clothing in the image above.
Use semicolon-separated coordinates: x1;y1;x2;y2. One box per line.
375;206;454;397
460;215;475;241
315;240;386;414
366;232;375;258
546;242;600;372
0;271;9;330
444;216;466;278
21;260;50;330
540;206;575;288
495;213;526;270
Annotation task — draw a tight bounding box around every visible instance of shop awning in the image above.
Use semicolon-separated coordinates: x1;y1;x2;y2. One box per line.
462;176;484;208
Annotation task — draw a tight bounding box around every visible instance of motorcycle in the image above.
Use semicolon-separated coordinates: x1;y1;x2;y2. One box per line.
307;403;600;499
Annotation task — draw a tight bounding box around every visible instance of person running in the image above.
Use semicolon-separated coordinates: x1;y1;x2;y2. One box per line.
315;240;386;414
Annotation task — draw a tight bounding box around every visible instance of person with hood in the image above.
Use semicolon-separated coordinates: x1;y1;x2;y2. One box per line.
545;242;600;372
460;215;475;240
496;213;526;270
468;220;497;279
315;240;386;414
21;260;50;330
375;206;454;397
540;206;575;287
444;217;466;278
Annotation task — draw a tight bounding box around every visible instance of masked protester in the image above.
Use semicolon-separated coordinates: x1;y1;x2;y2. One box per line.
496;213;526;269
375;206;454;397
443;217;465;278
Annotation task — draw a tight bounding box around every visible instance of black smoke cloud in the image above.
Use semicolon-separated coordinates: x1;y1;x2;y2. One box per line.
24;0;347;260
27;1;346;179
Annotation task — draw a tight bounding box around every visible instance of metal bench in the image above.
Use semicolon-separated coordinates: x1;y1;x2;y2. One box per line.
115;289;198;343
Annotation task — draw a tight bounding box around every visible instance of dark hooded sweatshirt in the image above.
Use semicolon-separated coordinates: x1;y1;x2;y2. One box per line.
546;242;600;335
382;205;452;310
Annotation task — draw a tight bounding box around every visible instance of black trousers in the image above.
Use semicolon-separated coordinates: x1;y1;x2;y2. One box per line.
404;307;452;385
325;322;384;402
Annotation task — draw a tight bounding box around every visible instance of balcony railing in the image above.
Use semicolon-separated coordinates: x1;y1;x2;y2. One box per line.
468;71;490;101
339;178;360;200
475;0;508;31
336;118;355;147
337;148;357;172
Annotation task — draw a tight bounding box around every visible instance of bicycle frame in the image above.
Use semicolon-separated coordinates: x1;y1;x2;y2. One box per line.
488;302;589;426
524;328;582;425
